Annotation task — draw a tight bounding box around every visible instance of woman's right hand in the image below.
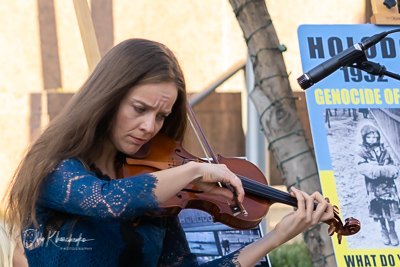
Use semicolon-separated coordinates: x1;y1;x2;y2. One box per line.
191;162;245;203
152;161;244;205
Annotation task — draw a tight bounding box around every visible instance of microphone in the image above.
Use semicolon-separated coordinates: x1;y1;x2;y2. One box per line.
297;31;390;90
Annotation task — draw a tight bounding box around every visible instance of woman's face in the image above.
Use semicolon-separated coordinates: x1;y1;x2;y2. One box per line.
365;132;379;145
111;82;178;156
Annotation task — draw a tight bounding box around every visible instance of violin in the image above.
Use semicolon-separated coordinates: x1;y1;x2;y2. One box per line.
117;132;360;244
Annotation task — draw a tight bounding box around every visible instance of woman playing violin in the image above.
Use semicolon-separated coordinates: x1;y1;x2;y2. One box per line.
5;38;334;266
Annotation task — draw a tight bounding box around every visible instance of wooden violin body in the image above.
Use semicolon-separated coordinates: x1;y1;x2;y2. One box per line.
117;132;360;244
119;133;270;230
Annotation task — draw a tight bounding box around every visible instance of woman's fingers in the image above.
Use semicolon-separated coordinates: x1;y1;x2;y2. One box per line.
292;187;315;223
230;175;245;203
320;202;334;221
206;176;244;202
270;188;335;245
290;187;305;211
312;192;334;221
195;164;245;202
291;187;334;224
213;173;244;203
303;190;315;216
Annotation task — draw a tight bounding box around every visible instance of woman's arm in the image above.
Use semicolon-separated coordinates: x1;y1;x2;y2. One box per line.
13;237;28;267
152;161;244;204
158;187;333;267
39;159;243;220
236;187;333;266
39;158;159;219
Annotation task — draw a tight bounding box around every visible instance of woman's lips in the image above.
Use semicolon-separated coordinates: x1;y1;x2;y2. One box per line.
130;136;147;145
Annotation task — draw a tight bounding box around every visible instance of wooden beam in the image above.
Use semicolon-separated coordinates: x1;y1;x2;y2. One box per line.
73;0;101;72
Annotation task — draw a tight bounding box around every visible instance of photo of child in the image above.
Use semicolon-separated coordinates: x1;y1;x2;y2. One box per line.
355;124;400;246
324;108;400;249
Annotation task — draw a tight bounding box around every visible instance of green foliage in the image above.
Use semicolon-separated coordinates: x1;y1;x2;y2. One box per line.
269;241;312;267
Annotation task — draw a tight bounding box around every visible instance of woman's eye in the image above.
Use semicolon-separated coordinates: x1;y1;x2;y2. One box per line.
157;114;168;120
134;106;145;113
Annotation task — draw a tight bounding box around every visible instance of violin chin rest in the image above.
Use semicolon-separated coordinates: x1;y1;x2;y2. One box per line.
131;140;151;158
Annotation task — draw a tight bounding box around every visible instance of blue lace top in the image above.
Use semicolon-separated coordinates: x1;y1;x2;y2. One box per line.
22;158;241;266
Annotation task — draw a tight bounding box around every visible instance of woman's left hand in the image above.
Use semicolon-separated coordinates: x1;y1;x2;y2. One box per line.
235;187;335;267
273;187;334;244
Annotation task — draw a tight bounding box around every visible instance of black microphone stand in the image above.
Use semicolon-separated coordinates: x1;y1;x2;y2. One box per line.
351;57;400;81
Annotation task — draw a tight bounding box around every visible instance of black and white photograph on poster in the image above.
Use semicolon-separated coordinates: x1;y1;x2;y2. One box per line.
178;209;271;266
185;231;219;256
218;229;261;255
324;108;400;249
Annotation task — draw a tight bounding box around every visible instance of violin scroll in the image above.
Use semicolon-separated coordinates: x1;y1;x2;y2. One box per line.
326;205;361;244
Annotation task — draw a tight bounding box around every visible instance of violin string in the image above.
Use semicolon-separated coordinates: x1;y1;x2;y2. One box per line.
240;177;284;200
239;175;320;209
238;175;298;207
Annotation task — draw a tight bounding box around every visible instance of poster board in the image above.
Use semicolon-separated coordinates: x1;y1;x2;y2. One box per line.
179;209;271;266
298;24;400;266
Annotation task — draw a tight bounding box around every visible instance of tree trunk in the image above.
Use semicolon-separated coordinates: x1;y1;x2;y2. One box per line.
228;1;336;266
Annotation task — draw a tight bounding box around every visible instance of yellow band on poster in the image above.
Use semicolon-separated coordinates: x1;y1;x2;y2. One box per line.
319;170;400;267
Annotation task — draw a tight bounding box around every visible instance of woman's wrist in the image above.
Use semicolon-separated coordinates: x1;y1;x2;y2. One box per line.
236;228;283;266
184;161;202;183
264;228;287;249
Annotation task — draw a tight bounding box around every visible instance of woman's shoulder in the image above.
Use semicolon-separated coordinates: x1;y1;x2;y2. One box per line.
50;158;89;174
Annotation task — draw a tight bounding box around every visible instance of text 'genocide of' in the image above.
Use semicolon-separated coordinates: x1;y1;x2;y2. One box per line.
314;88;400;105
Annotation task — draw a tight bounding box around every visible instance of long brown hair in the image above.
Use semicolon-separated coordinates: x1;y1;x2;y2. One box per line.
4;38;187;233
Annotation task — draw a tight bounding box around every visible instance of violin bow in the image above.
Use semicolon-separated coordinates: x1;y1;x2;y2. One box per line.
186;103;248;217
73;0;101;72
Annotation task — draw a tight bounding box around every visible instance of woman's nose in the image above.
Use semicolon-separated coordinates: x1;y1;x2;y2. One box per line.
139;116;156;133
